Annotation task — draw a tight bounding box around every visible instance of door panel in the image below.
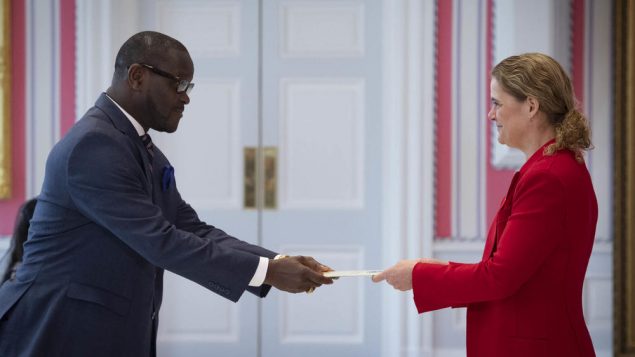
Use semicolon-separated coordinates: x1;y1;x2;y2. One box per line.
278;78;365;208
261;1;382;356
145;1;261;356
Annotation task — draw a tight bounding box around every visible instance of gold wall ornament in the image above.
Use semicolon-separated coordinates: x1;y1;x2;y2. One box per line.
614;0;635;354
0;0;11;199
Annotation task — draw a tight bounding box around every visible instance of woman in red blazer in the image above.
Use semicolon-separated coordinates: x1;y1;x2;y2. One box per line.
373;53;597;357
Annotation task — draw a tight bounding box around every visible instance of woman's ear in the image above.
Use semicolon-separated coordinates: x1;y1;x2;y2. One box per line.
526;96;540;119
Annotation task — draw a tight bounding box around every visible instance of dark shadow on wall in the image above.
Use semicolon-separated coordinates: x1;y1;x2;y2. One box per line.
1;198;36;284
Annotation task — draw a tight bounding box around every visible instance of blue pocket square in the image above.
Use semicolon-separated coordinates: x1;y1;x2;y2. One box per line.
162;165;175;192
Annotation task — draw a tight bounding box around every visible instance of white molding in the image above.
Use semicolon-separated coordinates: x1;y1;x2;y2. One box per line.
428;349;612;357
25;0;33;198
583;276;612;328
414;0;436;355
381;0;435;356
279;1;365;58
380;1;406;355
53;0;61;144
479;0;489;240
429;349;467;357
433;240;487;253
586;0;614;243
589;241;613;253
278;245;365;344
0;237;9;280
553;0;572;75
419;0;436;291
154;78;242;210
433;239;613;254
490;0;574;170
278;78;365;209
76;0;113;117
157;272;240;343
155;1;241;58
450;0;459;238
26;0;62;197
453;0;488;238
75;0;140;117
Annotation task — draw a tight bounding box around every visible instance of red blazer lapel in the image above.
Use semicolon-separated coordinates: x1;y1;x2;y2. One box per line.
483;171;521;259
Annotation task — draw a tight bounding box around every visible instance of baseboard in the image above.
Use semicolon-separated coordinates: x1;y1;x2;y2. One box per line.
416;348;612;357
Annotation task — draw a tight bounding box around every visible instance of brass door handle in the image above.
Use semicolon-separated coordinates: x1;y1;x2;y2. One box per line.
243;147;257;209
244;147;277;209
262;147;277;209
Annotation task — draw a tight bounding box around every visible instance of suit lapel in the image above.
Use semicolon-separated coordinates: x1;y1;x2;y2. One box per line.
94;93;154;195
481;140;556;260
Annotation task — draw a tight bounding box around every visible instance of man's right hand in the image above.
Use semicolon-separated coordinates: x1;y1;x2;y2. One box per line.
264;256;334;293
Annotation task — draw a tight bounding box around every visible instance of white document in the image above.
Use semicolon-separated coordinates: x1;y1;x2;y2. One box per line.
323;270;382;278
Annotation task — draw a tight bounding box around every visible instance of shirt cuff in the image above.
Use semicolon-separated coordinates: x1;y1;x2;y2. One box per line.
248;256;270;287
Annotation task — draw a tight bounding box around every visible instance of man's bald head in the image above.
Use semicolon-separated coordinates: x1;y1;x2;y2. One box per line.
107;31;193;133
112;31;188;81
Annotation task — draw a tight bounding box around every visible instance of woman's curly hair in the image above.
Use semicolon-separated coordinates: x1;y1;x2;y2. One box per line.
491;53;592;162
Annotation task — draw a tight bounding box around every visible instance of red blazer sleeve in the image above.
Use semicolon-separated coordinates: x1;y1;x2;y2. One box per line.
412;169;565;313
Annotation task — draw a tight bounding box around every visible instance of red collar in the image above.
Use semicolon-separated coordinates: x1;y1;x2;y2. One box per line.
519;138;556;174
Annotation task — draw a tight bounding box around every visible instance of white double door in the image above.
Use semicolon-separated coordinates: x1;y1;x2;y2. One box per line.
147;1;384;356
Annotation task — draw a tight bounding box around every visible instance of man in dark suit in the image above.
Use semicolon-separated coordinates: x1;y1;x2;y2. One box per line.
0;31;333;356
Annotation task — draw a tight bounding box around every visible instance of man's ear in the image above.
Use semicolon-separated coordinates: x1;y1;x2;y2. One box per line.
526;96;540;119
127;64;145;91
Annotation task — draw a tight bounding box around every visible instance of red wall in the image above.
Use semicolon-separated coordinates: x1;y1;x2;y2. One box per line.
0;0;75;235
435;0;585;239
60;0;76;136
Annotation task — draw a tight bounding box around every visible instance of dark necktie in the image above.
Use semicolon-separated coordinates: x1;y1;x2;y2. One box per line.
140;133;154;172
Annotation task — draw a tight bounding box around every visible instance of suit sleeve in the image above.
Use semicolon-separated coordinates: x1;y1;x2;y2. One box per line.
66;131;260;302
173;197;276;297
174;197;276;258
412;169;565;313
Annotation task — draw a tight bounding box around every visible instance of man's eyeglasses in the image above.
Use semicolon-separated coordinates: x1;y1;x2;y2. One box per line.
138;63;195;95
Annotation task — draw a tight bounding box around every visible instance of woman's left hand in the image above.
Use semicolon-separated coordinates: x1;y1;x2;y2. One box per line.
372;258;448;291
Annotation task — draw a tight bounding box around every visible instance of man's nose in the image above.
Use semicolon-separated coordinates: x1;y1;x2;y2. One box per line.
180;92;190;105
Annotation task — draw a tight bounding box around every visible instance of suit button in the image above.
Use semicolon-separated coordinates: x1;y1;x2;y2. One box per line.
152;311;156;320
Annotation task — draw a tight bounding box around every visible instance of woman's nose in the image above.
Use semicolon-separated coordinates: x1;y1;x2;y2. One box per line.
487;106;496;121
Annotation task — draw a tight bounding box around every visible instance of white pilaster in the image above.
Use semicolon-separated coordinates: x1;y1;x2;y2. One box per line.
75;0;140;117
381;0;436;356
25;0;61;197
